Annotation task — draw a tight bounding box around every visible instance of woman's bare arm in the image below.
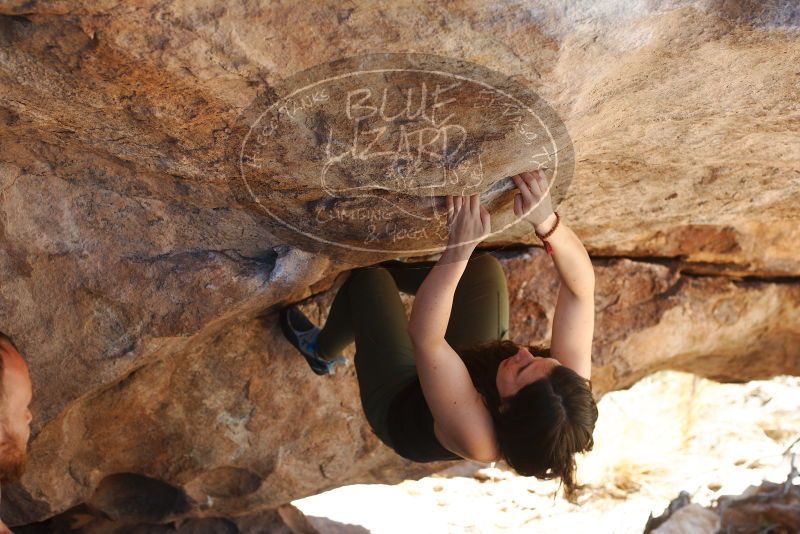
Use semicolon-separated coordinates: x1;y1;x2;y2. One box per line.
514;170;595;378
407;246;500;462
407;246;469;344
534;214;595;379
533;213;595;298
406;195;499;462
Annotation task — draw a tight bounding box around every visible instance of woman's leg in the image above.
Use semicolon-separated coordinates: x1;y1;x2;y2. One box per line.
315;267;417;448
379;260;436;295
314;274;356;362
444;253;510;350
378;253;509;348
314;260;433;360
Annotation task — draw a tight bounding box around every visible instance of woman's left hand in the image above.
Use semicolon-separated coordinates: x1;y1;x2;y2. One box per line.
445;193;491;253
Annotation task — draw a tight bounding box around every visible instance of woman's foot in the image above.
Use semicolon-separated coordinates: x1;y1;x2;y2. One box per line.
280;305;348;376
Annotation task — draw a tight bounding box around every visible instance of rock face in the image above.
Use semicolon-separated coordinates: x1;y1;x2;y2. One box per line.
0;0;798;527
645;470;800;534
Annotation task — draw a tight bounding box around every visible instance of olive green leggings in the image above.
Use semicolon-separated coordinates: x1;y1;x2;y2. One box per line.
316;252;510;449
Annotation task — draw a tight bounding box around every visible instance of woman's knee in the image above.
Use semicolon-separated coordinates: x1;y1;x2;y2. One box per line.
464;253;506;285
347;266;395;291
350;256;505;291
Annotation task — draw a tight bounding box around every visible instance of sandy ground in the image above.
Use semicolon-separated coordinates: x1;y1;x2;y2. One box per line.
293;370;800;533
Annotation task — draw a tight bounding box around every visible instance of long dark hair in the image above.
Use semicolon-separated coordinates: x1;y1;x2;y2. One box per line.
455;338;598;503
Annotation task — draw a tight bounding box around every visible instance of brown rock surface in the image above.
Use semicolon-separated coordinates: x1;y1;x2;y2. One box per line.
644;464;800;533
0;0;798;527
16;502;320;533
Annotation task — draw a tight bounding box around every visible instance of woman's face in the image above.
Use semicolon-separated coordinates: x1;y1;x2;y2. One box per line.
496;345;561;405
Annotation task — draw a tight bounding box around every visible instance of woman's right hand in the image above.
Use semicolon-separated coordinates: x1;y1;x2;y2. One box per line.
511;169;554;226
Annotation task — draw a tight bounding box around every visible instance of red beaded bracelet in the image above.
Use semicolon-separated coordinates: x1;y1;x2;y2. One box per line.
534;211;560;255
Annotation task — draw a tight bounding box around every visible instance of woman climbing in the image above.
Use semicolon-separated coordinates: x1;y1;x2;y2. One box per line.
280;169;597;502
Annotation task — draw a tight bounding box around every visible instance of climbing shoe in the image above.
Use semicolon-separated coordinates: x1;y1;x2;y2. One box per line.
280;304;348;376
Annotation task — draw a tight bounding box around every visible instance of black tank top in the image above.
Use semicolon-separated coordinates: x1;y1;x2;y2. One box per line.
386;377;462;462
